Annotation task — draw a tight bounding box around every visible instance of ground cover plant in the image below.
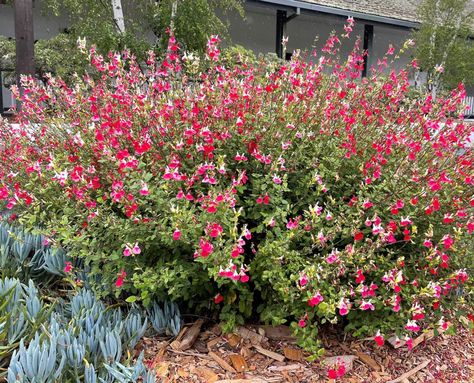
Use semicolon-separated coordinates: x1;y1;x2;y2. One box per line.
0;18;473;357
0;217;180;381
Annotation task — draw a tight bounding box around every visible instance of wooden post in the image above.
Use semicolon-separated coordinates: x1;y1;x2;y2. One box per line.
0;70;4;115
362;24;373;78
14;0;35;92
275;10;287;59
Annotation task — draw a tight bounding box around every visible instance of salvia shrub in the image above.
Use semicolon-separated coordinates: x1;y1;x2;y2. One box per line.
1;19;473;353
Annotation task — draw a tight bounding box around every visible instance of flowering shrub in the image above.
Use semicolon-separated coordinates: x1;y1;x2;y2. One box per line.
0;21;473;354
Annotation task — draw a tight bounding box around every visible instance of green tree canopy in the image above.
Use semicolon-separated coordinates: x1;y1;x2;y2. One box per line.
1;0;243;82
413;0;474;93
42;0;243;55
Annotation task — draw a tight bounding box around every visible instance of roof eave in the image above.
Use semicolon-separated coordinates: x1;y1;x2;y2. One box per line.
252;0;421;29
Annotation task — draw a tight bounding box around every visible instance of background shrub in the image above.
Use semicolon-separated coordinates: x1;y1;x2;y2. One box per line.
0;23;473;353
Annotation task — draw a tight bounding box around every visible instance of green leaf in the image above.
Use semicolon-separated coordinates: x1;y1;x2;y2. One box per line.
125;296;137;303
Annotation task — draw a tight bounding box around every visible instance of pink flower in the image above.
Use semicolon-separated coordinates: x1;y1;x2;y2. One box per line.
132;243;141;255
243;228;252;240
173;229;181;241
405;320;420;332
273;174;282;184
234;153;248;161
208;223;223;238
372;224;384;235
199;239;214;257
317;231;327;245
326;250;339;264
438;317;449;330
231;245;243;258
442;234;454;250
308;291;324;307
400;217;412;226
363;199;373;209
64;261;73;273
405;336;413;350
240;274;250;283
443;213;454;224
298;318;306;328
360;300;375;311
139;183;149;196
123;246;132;257
286;218;299;230
467;221;474;234
299;274;309;286
338;299;350;316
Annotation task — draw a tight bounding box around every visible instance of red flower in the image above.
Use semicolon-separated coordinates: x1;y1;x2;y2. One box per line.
173;229;181;241
207;223;223;238
199;239;214;257
214;293;224;304
115;270;126;288
307;291;324;307
64;261;73;273
328;368;338;379
354;232;364;241
355;269;365;284
374;330;384;346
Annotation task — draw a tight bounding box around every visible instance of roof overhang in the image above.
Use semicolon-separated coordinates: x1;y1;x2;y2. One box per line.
251;0;420;29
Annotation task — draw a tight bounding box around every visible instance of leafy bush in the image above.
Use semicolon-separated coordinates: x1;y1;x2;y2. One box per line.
1;21;473;354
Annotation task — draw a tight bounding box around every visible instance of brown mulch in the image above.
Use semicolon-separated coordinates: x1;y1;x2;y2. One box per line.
137;321;474;383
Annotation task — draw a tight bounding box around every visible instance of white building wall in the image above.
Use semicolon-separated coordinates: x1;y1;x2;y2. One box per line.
224;2;413;75
225;3;277;54
372;24;413;73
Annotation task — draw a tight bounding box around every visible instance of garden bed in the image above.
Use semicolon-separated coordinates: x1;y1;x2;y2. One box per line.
139;322;474;382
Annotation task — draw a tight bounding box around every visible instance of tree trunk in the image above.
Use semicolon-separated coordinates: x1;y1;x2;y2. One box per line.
111;0;125;33
170;0;178;35
14;0;35;89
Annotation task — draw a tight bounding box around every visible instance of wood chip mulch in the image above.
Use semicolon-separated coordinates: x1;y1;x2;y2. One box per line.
137;320;474;383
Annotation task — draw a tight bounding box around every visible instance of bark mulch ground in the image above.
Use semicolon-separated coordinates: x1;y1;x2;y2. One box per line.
137;319;474;383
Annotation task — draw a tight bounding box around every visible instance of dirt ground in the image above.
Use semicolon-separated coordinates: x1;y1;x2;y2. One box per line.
138;319;474;383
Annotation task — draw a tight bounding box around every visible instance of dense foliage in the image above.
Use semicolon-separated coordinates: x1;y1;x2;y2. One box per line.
1;21;473;354
413;0;474;93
